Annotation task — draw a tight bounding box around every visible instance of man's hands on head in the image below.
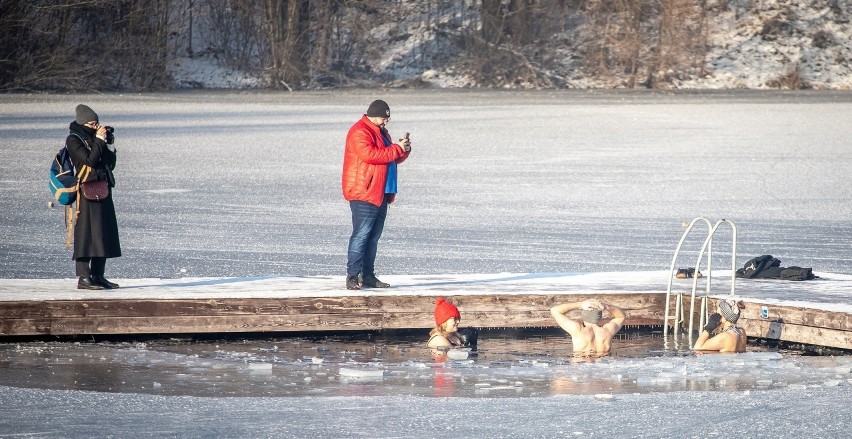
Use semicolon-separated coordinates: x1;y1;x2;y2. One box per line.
582;299;603;311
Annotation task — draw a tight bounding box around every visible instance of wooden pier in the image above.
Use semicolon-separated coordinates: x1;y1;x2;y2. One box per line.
0;273;849;349
0;293;663;336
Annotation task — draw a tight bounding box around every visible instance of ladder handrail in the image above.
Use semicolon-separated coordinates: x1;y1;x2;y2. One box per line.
663;217;713;337
687;219;737;339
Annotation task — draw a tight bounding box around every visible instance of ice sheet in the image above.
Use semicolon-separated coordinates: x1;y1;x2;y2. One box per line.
0;91;850;281
1;91;850;437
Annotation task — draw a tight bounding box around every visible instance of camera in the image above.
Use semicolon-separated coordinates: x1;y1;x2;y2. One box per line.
104;126;115;144
399;132;411;153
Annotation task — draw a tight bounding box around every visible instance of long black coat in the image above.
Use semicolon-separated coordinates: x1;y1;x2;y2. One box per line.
67;122;121;260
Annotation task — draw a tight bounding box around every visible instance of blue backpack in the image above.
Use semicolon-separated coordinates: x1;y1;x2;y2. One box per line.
49;134;83;205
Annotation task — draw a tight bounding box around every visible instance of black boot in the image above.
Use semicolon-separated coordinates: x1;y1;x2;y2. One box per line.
77;276;104;290
346;275;361;290
92;275;120;289
361;274;390;288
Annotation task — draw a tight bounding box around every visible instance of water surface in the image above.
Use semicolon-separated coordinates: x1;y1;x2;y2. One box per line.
2;329;848;398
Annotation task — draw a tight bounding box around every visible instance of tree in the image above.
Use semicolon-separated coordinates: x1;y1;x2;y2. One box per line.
482;0;536;46
0;1;172;91
263;0;311;89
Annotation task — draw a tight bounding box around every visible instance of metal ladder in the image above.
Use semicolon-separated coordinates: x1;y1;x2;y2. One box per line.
663;217;737;343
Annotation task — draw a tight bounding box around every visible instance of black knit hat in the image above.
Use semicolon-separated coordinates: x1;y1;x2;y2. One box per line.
75;104;99;125
366;100;391;118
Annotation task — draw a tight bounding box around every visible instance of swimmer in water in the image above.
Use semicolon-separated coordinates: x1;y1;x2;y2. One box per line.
428;297;463;351
428;297;478;355
550;299;627;356
693;299;747;353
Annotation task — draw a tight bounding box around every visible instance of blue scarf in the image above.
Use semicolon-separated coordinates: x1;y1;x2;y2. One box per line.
382;130;397;194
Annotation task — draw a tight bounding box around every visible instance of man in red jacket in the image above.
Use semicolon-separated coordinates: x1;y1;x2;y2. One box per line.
342;100;412;290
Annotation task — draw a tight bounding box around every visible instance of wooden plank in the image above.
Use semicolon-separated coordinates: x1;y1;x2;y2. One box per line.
691;298;852;332
0;302;52;319
42;297;372;318
1;293;665;320
382;312;664;329
44;314;387;335
0;293;847;348
4;314;665;336
0;294;662;318
677;297;852;349
741;318;852;350
740;304;851;331
0;318;52;336
398;293;666;313
0;295;666;336
361;293;665;329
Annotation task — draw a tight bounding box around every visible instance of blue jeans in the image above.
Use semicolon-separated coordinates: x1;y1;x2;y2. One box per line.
347;197;389;277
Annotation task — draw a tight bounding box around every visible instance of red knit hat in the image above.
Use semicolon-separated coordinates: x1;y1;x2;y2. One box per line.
434;297;461;326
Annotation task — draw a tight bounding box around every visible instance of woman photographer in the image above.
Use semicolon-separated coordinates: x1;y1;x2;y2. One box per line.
67;104;121;290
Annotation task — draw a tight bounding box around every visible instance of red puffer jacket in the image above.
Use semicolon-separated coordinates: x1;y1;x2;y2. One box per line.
342;115;410;206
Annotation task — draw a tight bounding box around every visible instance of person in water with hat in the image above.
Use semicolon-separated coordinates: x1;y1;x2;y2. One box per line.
428;297;478;351
428;297;462;349
342;99;412;290
550;299;627;356
693;298;747;353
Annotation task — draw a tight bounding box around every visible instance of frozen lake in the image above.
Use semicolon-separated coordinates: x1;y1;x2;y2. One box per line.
1;90;851;436
1;90;850;279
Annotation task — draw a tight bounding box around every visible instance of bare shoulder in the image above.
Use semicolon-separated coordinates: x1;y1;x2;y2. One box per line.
602;320;623;336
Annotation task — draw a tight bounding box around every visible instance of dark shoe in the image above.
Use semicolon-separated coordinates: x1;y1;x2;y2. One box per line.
361;274;390;288
675;268;702;279
77;276;104;290
346;275;361;290
93;275;120;289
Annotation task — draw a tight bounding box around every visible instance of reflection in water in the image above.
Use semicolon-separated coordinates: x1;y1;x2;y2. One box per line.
433;366;456;397
0;329;848;398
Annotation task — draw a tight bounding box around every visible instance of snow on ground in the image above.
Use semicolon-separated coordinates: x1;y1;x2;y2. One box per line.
1;271;851;314
168;58;263;90
166;0;852;90
675;0;852;90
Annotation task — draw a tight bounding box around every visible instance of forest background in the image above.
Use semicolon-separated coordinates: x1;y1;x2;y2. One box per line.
1;0;850;92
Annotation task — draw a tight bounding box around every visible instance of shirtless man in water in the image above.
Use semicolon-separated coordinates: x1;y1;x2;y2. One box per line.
550;299;627;355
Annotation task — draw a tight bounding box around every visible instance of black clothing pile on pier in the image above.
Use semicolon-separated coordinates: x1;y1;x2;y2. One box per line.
735;255;815;281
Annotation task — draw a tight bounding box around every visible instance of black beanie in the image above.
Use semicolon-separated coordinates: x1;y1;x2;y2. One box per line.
75;104;99;125
366;100;391;118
